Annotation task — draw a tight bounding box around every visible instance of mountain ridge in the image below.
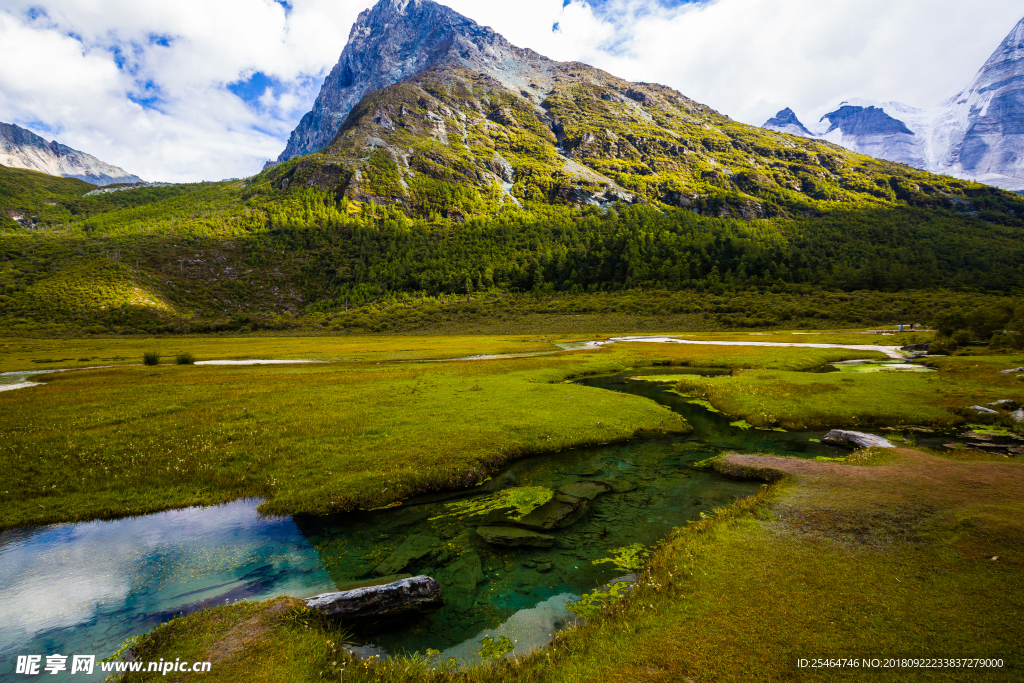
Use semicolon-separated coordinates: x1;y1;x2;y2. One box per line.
0;121;142;186
258;0;1012;223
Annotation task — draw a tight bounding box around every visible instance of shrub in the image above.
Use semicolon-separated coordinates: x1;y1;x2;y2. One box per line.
928;337;957;355
952;329;974;347
175;352;196;365
142;351;161;366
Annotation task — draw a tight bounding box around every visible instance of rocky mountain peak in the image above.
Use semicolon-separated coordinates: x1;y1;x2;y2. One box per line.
763;107;812;136
276;0;540;163
0;122;142;186
972;16;1024;88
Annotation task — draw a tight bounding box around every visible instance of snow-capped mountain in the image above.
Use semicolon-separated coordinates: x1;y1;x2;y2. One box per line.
275;0;551;164
764;15;1024;191
761;107;812;137
0;122;142;186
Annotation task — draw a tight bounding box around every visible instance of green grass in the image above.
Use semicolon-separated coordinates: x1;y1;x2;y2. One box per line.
671;354;1024;430
0;335;558;373
0;335;898;530
0;337;700;529
113;597;351;683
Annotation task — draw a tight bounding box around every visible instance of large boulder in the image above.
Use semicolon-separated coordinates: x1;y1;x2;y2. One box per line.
305;576;442;619
476;526;556;548
333;574;411;592
822;430;895;449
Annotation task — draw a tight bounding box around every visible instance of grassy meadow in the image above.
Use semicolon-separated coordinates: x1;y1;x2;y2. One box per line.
6;332;1022;682
671;354;1024;430
0;333;893;529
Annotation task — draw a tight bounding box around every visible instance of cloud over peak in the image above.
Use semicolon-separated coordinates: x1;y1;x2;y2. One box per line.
1;0;1020;182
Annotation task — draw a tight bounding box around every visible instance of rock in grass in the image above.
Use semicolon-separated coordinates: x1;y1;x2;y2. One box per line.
557;480;613;500
970;405;1000;415
1013;409;1024;423
822;430;895;449
305;576;442;619
988;399;1020;410
1000;367;1024;374
476;526;556;547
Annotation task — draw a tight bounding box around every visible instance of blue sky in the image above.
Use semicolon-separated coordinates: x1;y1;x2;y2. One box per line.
0;0;1021;182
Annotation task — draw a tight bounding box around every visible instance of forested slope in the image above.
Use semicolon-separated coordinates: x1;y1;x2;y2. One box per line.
2;59;1024;338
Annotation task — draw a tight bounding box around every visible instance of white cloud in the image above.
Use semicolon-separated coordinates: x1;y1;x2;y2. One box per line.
451;0;1024;126
0;0;1021;182
0;0;370;181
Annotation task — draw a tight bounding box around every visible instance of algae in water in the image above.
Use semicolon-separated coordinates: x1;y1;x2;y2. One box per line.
431;486;555;522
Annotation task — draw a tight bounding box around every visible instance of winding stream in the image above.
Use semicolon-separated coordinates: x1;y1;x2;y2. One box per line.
0;358;977;678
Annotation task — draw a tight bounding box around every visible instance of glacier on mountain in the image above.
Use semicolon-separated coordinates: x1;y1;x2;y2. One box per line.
763;15;1024;191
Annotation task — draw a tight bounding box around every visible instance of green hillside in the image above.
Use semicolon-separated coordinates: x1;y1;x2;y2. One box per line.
1;63;1024;338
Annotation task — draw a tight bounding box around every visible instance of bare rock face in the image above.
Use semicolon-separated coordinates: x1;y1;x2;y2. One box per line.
0;122;142;186
305;575;442;619
822;430;895;449
277;0;547;162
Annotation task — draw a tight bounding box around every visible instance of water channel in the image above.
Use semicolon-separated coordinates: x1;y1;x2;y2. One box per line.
0;362;983;678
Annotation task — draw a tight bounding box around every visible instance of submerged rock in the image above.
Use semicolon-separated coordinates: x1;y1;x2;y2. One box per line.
475;526;556;547
437;553;485;613
514;494;589;530
373;533;440;575
557;480;613;500
822;430;895;449
597;476;636;493
305;575;443;619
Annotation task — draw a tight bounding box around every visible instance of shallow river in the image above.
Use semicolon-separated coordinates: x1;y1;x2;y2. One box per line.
0;365;956;676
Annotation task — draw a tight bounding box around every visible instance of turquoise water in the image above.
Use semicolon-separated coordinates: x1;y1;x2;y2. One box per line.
0;366;914;677
0;502;334;679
